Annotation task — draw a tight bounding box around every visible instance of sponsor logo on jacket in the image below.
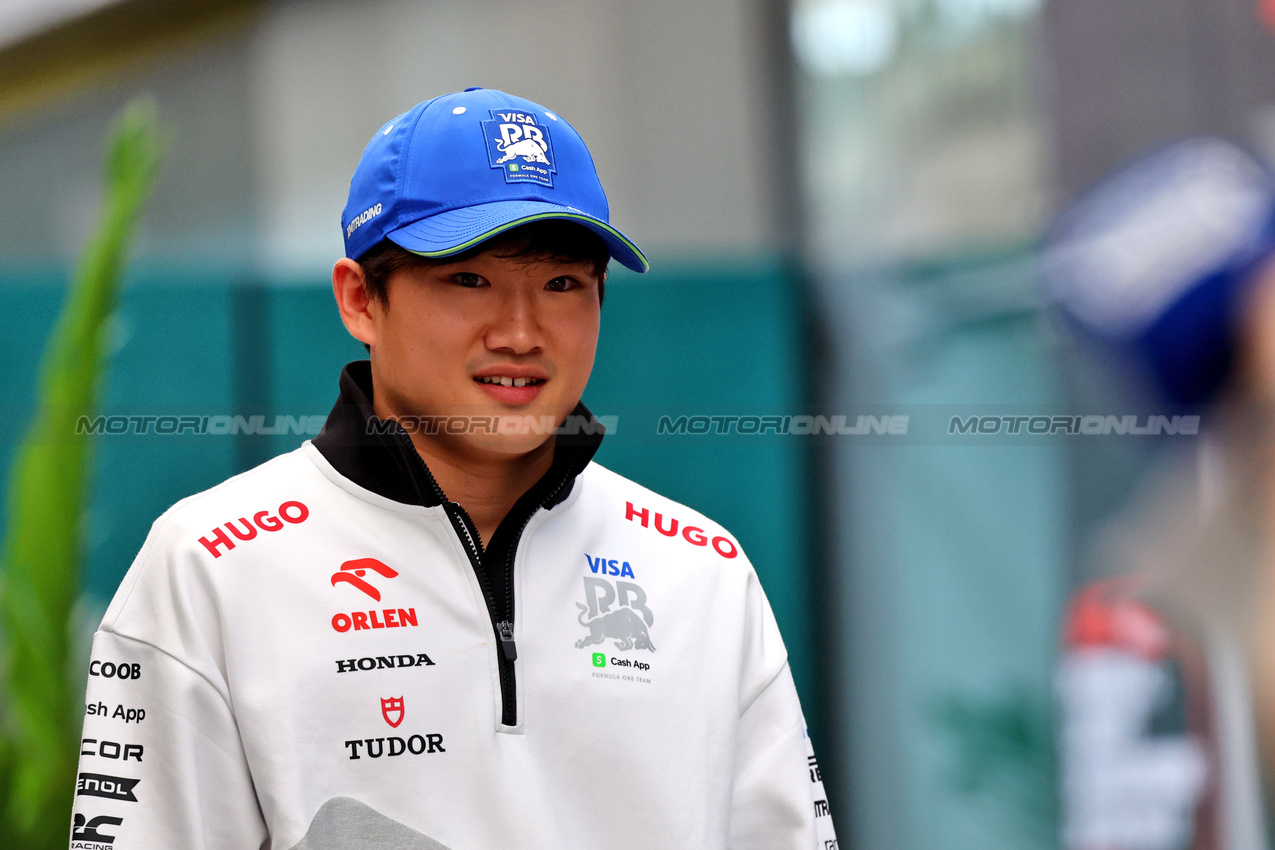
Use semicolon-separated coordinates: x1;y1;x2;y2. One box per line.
88;661;140;680
344;697;445;760
335;653;435;673
71;813;122;848
575;574;655;652
85;702;145;724
329;558;419;633
381;696;404;728
623;502;739;559
585;554;635;578
80;739;143;762
198;500;309;558
331;609;418;633
344;734;446;760
331;558;398;600
76;773;139;803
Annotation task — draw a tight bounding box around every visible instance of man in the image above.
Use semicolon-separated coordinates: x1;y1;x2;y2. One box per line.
71;88;835;849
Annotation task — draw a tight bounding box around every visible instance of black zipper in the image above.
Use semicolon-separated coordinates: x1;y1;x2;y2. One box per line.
443;501;520;726
393;430;529;727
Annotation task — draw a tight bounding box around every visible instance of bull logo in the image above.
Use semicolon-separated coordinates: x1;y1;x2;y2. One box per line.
575;577;655;652
482;110;556;187
381;696;404;729
494;137;550;165
331;558;398;601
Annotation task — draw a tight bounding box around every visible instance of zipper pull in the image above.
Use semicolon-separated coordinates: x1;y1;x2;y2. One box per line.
497;621;518;661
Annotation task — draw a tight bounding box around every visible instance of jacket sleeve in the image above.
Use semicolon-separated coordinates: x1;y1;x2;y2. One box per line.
70;630;268;849
729;570;838;849
70;518;268;849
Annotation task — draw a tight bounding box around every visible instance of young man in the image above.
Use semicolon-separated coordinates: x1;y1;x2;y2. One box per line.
71;88;836;849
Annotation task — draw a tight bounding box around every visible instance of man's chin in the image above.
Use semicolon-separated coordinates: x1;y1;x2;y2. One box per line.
390;402;582;463
447;432;557;464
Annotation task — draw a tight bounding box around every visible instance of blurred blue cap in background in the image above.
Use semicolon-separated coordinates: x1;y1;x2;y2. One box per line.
1044;137;1275;405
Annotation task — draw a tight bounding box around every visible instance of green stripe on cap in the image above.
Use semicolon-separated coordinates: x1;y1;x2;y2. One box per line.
405;212;650;272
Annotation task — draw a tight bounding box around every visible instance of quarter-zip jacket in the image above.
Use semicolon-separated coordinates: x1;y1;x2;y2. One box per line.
70;362;837;850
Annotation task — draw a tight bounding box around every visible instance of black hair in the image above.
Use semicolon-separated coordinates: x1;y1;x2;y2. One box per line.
357;219;610;306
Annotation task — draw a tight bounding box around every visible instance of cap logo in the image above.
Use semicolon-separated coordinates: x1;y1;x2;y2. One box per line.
346;202;383;239
483;110;556;187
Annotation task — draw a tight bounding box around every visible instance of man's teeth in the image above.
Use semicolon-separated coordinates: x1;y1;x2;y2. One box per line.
477;376;539;387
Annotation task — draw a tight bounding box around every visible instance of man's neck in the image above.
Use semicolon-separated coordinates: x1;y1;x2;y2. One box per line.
404;427;554;549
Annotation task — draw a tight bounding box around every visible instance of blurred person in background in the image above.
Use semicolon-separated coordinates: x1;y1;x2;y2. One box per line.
1047;137;1275;850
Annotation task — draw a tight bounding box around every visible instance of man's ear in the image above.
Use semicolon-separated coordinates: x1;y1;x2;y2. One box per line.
332;258;378;349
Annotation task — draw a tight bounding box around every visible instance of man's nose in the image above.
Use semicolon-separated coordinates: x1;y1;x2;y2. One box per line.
485;288;544;353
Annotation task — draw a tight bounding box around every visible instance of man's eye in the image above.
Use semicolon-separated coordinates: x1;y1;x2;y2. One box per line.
455;272;483;288
545;277;577;292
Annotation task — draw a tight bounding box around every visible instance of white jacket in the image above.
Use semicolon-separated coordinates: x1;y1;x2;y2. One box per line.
70;362;837;850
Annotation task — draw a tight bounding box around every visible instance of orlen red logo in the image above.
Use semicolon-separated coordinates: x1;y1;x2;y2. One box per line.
199;501;309;559
330;558;418;634
624;501;738;559
332;558;398;601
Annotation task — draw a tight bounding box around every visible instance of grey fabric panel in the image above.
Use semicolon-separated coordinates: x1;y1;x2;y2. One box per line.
288;797;452;850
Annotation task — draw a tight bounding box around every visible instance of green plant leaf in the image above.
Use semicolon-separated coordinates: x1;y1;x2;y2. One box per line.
0;96;166;848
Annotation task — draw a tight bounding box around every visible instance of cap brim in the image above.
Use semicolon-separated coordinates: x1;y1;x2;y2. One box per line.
386;201;649;273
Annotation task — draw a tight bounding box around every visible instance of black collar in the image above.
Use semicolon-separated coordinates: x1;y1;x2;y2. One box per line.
312;361;604;512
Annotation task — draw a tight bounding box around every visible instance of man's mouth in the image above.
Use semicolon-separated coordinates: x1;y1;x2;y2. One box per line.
474;376;546;388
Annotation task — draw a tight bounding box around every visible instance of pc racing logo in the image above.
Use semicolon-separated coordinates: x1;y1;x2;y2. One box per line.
483;110;556;187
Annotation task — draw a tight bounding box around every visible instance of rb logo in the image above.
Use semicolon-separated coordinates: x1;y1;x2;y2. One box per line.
482;110;556;187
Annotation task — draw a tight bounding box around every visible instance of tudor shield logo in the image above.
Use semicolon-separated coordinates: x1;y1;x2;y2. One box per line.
381;696;405;728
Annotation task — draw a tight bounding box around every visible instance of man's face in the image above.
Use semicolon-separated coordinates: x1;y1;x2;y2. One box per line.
364;250;602;460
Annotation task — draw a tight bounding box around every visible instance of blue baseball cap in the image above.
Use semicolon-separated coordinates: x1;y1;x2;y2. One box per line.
341;88;648;273
1043;137;1275;405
